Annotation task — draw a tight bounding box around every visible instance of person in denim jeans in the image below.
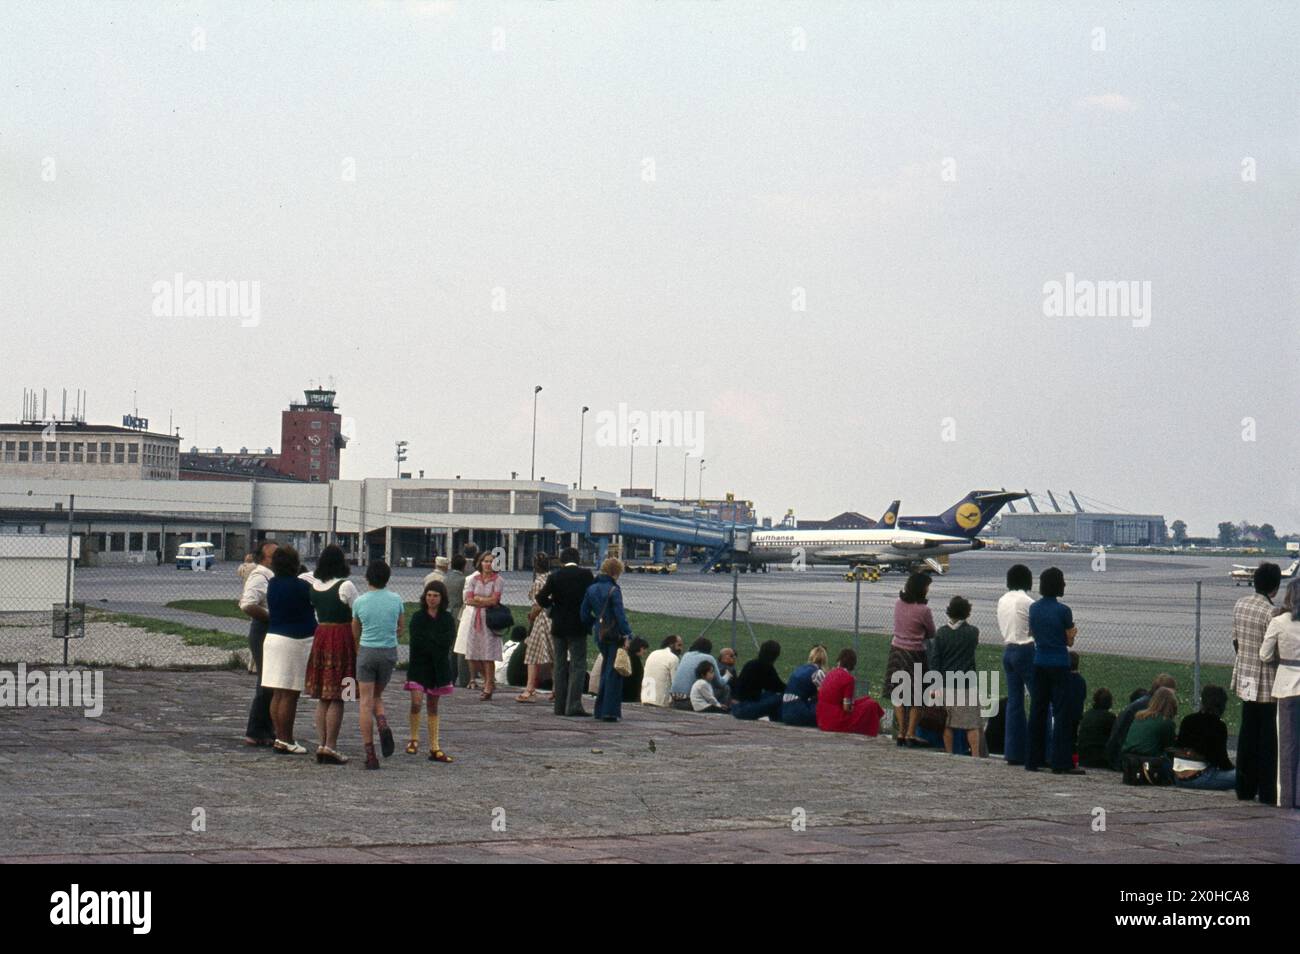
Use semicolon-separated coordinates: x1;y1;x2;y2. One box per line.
581;558;633;723
998;564;1036;765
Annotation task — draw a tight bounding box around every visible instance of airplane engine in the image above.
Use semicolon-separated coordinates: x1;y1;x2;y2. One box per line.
889;537;929;550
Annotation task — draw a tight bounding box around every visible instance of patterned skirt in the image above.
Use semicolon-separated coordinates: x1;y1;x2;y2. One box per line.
305;622;357;700
523;612;553;665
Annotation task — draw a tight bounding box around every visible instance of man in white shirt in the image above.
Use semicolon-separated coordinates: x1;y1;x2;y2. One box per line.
641;634;683;707
239;541;277;746
997;564;1036;765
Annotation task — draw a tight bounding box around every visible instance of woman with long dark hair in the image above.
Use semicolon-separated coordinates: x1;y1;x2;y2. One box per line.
885;572;936;747
302;544;358;764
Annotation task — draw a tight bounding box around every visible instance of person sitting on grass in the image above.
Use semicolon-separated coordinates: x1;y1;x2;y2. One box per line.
621;637;650;703
671;638;726;711
1121;686;1178;761
351;560;403;771
641;635;682;708
1105;675;1177;770
817;648;884;737
932;596;985;758
1076;688;1116;768
781;645;828;728
690;660;729;713
1172;685;1236;791
730;640;786;721
404;580;456;763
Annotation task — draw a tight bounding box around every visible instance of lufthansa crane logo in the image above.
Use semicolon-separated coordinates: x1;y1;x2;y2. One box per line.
883;512;896;526
955;502;981;530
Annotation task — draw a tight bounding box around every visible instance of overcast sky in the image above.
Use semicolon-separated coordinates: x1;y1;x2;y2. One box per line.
3;1;1296;536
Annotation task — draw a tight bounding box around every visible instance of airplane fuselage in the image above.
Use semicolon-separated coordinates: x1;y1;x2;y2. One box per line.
746;528;976;567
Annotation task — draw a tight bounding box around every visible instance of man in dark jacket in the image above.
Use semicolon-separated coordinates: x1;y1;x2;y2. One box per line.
536;547;595;717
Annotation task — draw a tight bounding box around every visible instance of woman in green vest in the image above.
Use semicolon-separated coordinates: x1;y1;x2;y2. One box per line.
303;544;359;765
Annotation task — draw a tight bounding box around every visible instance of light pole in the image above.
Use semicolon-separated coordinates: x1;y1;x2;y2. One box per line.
530;385;543;480
578;406;589;489
682;452;689;504
654;439;662;498
395;440;408;478
698;457;706;503
628;427;639;490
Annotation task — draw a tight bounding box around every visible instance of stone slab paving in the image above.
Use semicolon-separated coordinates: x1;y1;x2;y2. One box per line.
0;669;1294;863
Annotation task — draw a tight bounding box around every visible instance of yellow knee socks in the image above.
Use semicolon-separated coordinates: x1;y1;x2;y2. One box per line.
428;713;440;752
409;708;421;744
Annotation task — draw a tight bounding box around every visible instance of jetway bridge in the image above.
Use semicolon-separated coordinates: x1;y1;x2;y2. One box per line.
542;501;751;571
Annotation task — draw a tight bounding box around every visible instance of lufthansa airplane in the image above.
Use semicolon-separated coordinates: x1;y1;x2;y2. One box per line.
743;490;1026;572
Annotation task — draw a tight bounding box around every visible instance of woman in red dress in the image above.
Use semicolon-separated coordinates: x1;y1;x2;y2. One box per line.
817;648;885;736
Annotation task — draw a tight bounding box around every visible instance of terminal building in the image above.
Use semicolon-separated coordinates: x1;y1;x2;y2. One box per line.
0;475;741;568
998;511;1167;546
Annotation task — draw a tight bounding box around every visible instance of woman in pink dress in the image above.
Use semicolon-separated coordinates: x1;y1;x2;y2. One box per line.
464;551;505;700
817;648;885;736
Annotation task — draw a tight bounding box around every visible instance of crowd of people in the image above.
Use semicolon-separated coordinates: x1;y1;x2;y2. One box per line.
234;541;1300;807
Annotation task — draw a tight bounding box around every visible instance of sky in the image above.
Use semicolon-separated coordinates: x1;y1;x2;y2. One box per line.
3;0;1297;536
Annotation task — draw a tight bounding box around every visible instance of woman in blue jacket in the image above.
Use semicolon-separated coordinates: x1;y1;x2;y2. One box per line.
581;558;633;722
781;645;828;727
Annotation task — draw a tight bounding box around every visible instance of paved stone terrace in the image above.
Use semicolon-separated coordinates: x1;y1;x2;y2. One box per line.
1;670;1294;863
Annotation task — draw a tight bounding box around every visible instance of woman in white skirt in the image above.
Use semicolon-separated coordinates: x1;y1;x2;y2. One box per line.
262;545;318;754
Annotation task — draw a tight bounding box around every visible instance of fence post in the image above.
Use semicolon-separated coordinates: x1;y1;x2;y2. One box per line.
853;572;861;657
1193;581;1202;703
63;494;75;666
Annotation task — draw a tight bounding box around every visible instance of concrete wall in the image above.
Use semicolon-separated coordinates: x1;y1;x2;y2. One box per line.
0;535;81;611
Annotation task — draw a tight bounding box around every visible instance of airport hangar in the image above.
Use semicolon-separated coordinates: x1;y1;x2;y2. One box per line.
0;475;758;570
998;511;1168;546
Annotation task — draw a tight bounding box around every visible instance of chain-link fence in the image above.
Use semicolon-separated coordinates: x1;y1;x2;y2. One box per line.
1;537;1257;731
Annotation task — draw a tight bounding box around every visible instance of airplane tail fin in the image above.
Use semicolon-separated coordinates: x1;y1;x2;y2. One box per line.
932;490;1028;538
875;500;900;529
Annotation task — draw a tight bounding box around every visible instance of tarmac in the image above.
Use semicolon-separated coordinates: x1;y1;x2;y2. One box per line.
1;669;1295;864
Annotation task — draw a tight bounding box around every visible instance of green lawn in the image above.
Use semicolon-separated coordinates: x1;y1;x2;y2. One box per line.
167;599;1240;733
92;610;246;655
